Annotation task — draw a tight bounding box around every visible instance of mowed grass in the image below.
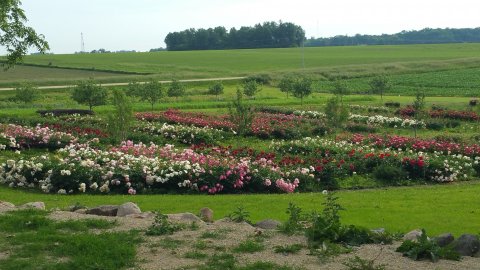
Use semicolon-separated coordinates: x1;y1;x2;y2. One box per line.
1;182;480;236
14;43;480;79
0;65;136;87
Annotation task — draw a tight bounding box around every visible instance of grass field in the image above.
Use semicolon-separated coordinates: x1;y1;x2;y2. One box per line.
1;182;479;236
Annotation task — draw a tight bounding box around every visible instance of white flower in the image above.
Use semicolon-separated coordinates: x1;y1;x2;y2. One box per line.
78;183;86;193
57;189;67;194
322;190;328;195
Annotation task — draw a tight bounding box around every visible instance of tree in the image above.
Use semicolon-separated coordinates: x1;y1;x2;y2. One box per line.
107;90;133;142
138;79;164;109
167;79;185;100
126;80;141;97
242;80;261;99
330;79;350;103
15;83;38;103
412;90;426;138
292;76;313;105
208;81;224;100
1;0;49;68
71;80;108;111
369;76;391;100
229;88;254;136
325;97;349;130
278;75;295;98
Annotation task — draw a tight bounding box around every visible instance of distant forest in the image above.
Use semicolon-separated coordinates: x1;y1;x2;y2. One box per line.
164;21;305;51
305;28;480;47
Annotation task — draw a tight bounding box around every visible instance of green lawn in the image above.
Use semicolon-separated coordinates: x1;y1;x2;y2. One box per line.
1;182;479;236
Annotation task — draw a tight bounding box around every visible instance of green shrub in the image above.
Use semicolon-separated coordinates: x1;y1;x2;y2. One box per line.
396;229;460;262
226;206;251;223
373;165;406;183
145;212;185;236
279;203;304;235
343;256;386;270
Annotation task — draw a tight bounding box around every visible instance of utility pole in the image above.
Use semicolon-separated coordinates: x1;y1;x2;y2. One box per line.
81;32;85;53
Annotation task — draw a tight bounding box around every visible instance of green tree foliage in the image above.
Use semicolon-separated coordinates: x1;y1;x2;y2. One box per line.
137;79;163;109
292;76;313;105
71;80;108;111
412;91;426;137
165;21;305;51
369;76;391;100
15;83;38;103
330;79;350;102
0;0;49;68
305;27;480;47
242;80;261;99
167;79;186;100
107;90;133;142
208;81;224;100
278;75;295;98
325;97;349;129
229;88;254;136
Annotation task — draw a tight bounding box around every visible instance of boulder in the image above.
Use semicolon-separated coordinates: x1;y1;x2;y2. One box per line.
434;233;454;247
117;202;141;217
20;202;45;210
371;228;386;234
199;208;214;223
126;212;155;219
255;219;281;230
453;234;480;256
168;213;203;223
0;201;15;211
74;208;87;215
85;205;118;216
403;229;424;241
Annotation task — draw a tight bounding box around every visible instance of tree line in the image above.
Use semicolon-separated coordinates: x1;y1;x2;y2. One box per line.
164;21;305;51
305;28;480;47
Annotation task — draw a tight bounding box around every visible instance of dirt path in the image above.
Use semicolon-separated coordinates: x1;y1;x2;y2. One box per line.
0;77;245;91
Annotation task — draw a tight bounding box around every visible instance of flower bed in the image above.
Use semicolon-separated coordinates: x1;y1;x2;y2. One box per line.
349;114;426;129
0;124;77;150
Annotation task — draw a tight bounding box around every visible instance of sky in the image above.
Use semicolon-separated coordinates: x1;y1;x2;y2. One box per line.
3;0;480;54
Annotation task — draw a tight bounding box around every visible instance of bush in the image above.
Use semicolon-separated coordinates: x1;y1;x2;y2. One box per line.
244;74;272;85
425;121;444;130
37;109;94;116
469;99;478;107
396;229;460;262
15;83;39;103
346;123;378;133
384;101;400;108
373;165;406;183
71;79;108;111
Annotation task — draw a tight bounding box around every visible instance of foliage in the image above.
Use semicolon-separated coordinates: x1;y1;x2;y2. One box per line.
233;239;265;253
373;165;407;184
208;81;224;99
412;91;426;137
71;79;108;111
242;80;261;99
325;97;349;129
396;229;461;262
14;83;38;103
167;79;186;99
107;89;133;142
278;75;295;98
343;256;386;270
244;74;272;85
0;0;49;68
165;21;305;51
136;79;164;109
146;211;185;236
228;88;255;136
226;206;251;223
369;76;391;100
331;79;350;102
279;202;304;235
291;75;313;105
274;244;303;254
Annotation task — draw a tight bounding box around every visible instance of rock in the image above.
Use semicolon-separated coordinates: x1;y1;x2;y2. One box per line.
0;201;15;210
85;205;118;216
117;202;141;217
20;202;45;210
371;228;386;234
255;219;281;230
453;234;480;256
168;213;203;223
199;208;214;223
434;233;455;247
69;204;87;212
74;209;87;214
126;212;155;219
403;229;424;241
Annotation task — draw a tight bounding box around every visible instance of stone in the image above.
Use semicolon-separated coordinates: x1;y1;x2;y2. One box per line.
199;208;214;223
85;205;118;216
20;202;45;210
117;202;141;217
126;212;155;219
255;219;281;230
371;228;386;234
0;201;15;210
403;229;424;241
168;213;203;223
453;234;480;256
433;233;454;247
74;209;87;214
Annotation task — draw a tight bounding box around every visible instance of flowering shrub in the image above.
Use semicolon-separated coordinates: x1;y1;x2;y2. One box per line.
429;109;479;121
292;110;326;119
349;114;426;129
0;124;77;150
136;110;235;130
134;122;227;145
